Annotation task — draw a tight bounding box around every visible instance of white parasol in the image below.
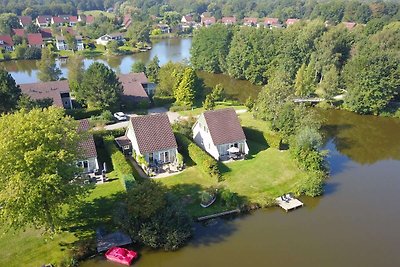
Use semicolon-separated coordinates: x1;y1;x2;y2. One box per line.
227;146;240;153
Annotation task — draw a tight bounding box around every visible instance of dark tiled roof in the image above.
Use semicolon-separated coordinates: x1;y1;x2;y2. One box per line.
37;16;51;24
77;119;98;159
0;35;14;47
118;72;149;102
52;16;66;24
40;28;53;38
19;80;70;108
27;33;43;46
130;113;177;154
203;108;246;145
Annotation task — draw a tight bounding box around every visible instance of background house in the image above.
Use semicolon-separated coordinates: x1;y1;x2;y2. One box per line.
193;108;249;160
125;113;178;165
243;17;258;27
19;80;73;109
96;33;123;46
221;16;236;25
118;72;155;106
77;119;99;174
0;35;14;51
18;16;32;27
27;33;44;48
36;16;51;27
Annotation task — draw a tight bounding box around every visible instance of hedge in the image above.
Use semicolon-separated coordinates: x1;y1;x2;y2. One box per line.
243;126;282;149
103;135;136;190
174;132;222;181
66;108;103;120
153;96;175;107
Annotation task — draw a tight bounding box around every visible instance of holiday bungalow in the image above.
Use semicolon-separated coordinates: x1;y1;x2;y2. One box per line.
36;15;52;27
221;16;236;25
55;35;84;51
123;113;178;166
0;35;14;51
243;17;258;27
27;33;44;48
19;80;73;109
96;33;124;46
12;28;25;37
118;72;155;105
77;119;99;174
193;108;249;161
18;16;32;27
286;18;300;26
78;15;94;25
201;16;216;27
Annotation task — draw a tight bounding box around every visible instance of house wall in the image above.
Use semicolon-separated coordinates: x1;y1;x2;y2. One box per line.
126;123;140;156
193;114;220;160
78;157;99;173
144;148;177;164
216;140;249;156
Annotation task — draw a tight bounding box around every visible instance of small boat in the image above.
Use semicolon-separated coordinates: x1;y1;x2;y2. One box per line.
105;247;138;266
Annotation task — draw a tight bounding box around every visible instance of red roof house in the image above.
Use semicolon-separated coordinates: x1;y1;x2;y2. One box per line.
36;15;52;27
343;22;357;30
12;28;26;37
221;17;236;25
27;33;44;47
118;72;152;103
243;17;258;26
286;18;300;26
264;17;279;25
40;28;53;39
77;119;99;173
0;35;14;51
19;16;32;27
201;16;216;27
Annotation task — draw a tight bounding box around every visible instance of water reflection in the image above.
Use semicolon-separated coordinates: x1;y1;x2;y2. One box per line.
0;38;192;84
320;109;400;164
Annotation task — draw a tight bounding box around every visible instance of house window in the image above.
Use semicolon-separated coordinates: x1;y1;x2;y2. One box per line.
234;143;238;148
164;151;169;162
149;153;154;163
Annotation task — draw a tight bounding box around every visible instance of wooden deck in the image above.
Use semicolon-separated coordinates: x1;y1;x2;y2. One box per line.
275;196;304;212
197;209;241;221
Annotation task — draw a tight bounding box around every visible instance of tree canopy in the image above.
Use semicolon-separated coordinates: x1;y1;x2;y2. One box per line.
37;48;62;82
0;107;86;233
0;69;21;114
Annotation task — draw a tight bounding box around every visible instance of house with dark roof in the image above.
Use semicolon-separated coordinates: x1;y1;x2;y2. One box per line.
40;28;53;39
19;16;32;27
27;33;44;48
19;80;73;109
0;35;14;51
118;72;155;104
77;119;99;173
124;113;178;166
193;108;249;161
36;15;52;27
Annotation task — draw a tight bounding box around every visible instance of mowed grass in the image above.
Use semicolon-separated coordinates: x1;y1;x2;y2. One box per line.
160;113;308;214
177;101;246;117
0;175;125;267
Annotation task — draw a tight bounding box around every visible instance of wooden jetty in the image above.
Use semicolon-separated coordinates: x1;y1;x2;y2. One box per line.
197;209;241;221
293;97;324;104
275;196;304;212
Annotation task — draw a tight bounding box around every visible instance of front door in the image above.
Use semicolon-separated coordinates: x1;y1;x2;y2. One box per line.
149;153;154;163
164;151;169;163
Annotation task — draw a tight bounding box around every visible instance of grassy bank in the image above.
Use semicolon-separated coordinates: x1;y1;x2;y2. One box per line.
159;113;308;216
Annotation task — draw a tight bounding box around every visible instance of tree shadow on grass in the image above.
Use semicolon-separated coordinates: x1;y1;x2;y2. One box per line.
242;127;269;159
64;191;126;240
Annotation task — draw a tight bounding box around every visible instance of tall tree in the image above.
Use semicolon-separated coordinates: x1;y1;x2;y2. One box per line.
131;60;146;73
65;33;77;51
0;13;20;34
37;48;62;82
146;56;160;83
174;68;198;108
78;62;123;109
318;65;340;102
0;69;21;113
68;55;85;93
294;61;316;97
0;107;85;233
156;61;186;96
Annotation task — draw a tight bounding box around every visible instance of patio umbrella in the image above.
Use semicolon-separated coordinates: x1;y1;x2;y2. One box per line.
227;147;240;153
103;162;107;173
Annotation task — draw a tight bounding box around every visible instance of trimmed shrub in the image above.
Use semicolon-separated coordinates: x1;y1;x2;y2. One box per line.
65;108;103;120
153;96;175;107
174;132;221;181
104;135;136;190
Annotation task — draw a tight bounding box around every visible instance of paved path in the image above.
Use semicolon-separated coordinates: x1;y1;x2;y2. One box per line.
127;157;148;179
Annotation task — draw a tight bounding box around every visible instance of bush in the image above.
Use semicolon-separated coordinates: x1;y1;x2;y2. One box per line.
65;108;103;120
174;132;222;181
104;135;136;190
153;96;175;107
24;46;42;59
220;188;240;207
101;110;113;121
295;170;325;197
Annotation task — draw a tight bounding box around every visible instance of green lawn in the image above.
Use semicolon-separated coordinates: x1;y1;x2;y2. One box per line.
160;113;308;215
81;10;115;19
0;176;125;267
177;101;246;117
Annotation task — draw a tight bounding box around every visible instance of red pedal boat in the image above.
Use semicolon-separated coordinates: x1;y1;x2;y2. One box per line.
105;247;138;265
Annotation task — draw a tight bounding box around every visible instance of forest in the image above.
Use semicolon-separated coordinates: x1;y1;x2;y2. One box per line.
191;20;400;116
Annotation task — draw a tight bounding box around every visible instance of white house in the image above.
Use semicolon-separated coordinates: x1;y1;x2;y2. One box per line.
124;113;178;166
55;35;84;51
193;108;249;161
77;119;99;173
96;33;123;46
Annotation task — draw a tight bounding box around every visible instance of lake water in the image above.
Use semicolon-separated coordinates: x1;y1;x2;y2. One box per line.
81;108;400;267
3;38;400;266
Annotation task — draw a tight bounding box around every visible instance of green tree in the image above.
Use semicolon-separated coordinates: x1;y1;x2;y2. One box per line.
294;61;316;97
65;33;77;51
203;93;215;110
14;44;27;60
131;60;146;73
68;55;85;93
26;23;40;34
318;65;340;102
126;21;151;43
116;180;192;250
0;69;21;113
24;46;41;59
174;68;199;108
157;61;186;96
107;40;119;54
146;56;160;83
37;48;62;82
343;48;400;115
0;107;85;233
78;62;123;109
0;13;20;34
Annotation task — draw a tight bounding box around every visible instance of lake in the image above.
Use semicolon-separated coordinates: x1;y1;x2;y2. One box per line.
3;38;400;266
81;109;400;267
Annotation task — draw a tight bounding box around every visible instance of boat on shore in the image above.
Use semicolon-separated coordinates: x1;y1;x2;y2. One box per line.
105;247;137;265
